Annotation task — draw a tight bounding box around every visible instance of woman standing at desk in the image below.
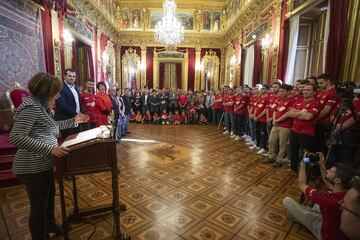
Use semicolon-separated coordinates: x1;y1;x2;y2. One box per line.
10;72;88;240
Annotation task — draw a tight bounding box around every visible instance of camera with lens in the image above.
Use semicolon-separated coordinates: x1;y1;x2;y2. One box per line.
303;151;321;178
336;82;360;108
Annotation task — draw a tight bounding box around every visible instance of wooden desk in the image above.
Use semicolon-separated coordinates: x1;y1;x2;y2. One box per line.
55;135;130;239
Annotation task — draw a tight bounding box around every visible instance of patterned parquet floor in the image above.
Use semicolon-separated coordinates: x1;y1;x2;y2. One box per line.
0;124;317;240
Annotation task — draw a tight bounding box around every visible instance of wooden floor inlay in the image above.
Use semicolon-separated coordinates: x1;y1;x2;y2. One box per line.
0;124;316;239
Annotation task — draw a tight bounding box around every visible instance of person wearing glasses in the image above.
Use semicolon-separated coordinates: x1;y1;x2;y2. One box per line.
283;152;356;240
340;175;360;240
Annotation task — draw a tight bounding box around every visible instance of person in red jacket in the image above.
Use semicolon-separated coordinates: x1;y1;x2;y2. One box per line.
233;87;246;141
80;79;96;130
283;83;320;172
178;91;188;112
94;82;112;127
316;74;338;155
173;110;181;124
264;84;295;167
283;152;356;240
212;90;223;125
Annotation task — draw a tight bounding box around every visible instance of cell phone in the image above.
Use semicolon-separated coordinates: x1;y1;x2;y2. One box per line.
303;156;310;163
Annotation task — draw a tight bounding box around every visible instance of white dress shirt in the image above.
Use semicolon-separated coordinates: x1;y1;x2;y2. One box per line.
66;82;80;113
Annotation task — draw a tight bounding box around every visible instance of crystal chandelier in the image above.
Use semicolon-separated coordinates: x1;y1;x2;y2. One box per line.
155;0;184;46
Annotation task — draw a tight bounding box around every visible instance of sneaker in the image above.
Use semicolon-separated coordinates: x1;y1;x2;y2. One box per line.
249;145;260;151
262;157;275;163
262;152;270;157
241;134;247;139
272;161;282;168
223;127;227;130
230;131;234;136
256;148;267;155
223;130;229;135
245;141;254;145
230;134;236;138
234;136;241;141
245;137;252;142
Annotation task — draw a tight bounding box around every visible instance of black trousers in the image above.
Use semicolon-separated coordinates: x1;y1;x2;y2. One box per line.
17;170;56;240
256;121;268;150
205;107;213;122
234;114;245;136
316;124;331;155
213;108;222;125
289;131;319;171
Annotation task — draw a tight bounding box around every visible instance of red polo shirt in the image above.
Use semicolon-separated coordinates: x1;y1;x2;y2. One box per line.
305;186;348;240
223;95;234;112
213;95;223;109
330;97;360;129
80;91;96;123
268;94;281;119
178;95;188;106
275;97;295;128
318;87;338;126
255;95;269;123
234;95;246;115
291;97;320;136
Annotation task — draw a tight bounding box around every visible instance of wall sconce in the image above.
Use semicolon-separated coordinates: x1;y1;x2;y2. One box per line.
63;29;74;44
261;33;272;50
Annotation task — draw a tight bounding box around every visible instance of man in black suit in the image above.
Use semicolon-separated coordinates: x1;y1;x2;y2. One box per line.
122;88;132;135
109;86;119;135
141;89;150;114
55;69;81;141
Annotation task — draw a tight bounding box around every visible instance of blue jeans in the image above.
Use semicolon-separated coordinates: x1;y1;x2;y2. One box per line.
249;118;257;142
124;114;130;133
116;120;123;140
224;111;234;132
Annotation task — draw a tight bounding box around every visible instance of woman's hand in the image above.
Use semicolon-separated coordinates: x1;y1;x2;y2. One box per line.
51;146;70;157
75;113;90;124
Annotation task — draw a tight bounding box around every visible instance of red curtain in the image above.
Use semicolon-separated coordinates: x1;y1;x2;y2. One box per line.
159;63;165;89
252;41;262;86
277;19;290;81
232;37;240;83
146;47;154;88
93;28;97;83
41;6;54;75
176;63;182;89
71;40;77;72
87;46;94;80
188;48;196;91
325;0;350;84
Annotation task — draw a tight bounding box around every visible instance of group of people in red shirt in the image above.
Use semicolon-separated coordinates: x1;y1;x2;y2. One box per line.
217;74;359;172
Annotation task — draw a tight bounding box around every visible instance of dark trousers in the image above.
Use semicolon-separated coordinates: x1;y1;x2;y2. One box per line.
289;131;319;171
205;107;213;122
168;102;178;114
256;121;268;150
316;124;331;155
213;108;222;125
17;170;56;240
234;114;245;136
328;130;359;168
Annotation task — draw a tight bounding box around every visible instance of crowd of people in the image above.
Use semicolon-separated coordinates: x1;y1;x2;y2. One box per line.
9;68;360;240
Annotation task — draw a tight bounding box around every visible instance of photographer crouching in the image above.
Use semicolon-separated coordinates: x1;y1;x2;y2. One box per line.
283;152;356;240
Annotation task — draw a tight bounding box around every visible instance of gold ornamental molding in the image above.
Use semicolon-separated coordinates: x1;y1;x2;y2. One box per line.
68;0;121;44
117;31;223;48
115;0;227;9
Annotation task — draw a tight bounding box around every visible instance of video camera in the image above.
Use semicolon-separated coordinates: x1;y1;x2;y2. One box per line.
336;82;360;108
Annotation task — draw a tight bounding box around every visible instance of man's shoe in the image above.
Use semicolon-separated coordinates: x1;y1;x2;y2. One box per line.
48;224;64;237
245;141;254;145
241;134;247;139
223;130;229;135
262;152;270;157
272;161;282;168
126;131;131;134
262;157;275;163
230;134;236;138
234;136;241;141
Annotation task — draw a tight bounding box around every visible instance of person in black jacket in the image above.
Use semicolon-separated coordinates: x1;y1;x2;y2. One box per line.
10;73;88;240
54;69;82;141
122;88;132;135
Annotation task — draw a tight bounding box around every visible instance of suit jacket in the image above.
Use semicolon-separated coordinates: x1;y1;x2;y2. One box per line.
141;93;149;106
109;95;119;118
122;95;132;115
55;83;81;121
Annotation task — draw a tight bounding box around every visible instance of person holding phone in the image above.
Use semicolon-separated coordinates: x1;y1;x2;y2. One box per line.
10;73;89;240
283;152;356;240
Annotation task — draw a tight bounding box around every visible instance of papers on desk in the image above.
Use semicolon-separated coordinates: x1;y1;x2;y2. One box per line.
61;126;111;147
